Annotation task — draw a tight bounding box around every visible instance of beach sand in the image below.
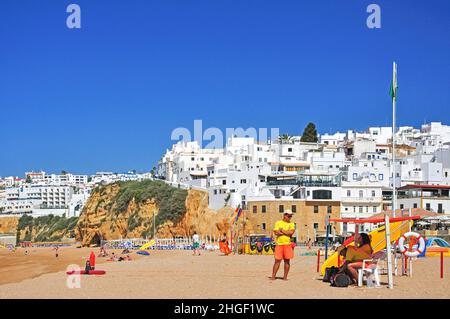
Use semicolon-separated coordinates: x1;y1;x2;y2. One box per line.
0;247;449;299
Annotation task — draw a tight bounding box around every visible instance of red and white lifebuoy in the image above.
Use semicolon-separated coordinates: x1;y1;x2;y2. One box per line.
398;232;426;257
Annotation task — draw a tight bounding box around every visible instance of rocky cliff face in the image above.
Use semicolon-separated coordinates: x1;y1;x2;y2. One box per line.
75;182;160;245
16;214;78;242
75;181;253;246
0;217;19;234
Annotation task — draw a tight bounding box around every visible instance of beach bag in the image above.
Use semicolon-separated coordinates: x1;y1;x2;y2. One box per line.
330;273;352;288
323;266;340;282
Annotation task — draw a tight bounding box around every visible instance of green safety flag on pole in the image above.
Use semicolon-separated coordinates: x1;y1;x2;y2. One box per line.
390;62;398;101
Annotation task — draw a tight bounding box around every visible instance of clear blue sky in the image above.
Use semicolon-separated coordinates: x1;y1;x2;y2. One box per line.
1;0;449;177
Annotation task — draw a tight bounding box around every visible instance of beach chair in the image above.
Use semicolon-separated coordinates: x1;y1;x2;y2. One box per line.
357;250;387;287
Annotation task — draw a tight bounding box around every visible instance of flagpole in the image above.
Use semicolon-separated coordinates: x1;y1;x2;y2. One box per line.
392;62;397;218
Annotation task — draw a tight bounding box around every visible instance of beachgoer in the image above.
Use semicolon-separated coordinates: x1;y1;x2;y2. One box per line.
192;232;201;256
337;233;373;285
54;246;59;258
85;260;91;273
307;238;312;250
219;233;231;255
271;210;296;281
256;241;263;255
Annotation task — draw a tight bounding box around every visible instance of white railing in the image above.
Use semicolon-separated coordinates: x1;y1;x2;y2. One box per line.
341;197;382;203
101;236;220;250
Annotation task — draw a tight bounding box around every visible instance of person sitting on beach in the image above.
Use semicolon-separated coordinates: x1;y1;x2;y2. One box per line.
337;233;373;285
109;252;119;261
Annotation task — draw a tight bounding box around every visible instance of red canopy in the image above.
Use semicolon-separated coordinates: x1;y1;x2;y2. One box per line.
329;215;421;224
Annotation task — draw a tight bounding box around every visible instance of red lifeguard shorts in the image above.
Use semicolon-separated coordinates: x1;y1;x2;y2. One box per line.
274;245;294;260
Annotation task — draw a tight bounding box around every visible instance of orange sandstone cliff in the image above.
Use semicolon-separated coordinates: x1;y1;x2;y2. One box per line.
75;181;255;246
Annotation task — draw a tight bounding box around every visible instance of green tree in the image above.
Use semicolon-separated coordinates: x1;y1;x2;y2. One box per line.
278;134;293;144
61;170;68;175
300;123;318;143
26;175;32;183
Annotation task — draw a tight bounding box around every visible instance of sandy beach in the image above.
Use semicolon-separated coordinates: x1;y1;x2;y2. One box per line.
0;246;449;299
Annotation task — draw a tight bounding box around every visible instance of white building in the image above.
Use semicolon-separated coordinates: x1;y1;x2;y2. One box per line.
397;184;450;215
1;184;89;217
319;132;346;146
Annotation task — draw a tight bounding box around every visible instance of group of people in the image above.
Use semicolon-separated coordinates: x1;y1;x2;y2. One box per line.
189;210;374;285
269;210;374;284
97;246;132;262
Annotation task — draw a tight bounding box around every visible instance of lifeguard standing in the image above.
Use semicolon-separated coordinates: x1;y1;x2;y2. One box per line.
271;210;295;281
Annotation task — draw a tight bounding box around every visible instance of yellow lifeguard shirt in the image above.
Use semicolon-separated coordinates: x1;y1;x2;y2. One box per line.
345;244;373;262
273;220;295;246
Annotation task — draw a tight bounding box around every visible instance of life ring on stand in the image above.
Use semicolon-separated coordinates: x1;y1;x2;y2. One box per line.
398;232;426;257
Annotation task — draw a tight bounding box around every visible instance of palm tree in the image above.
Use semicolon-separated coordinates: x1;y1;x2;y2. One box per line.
278;134;293;144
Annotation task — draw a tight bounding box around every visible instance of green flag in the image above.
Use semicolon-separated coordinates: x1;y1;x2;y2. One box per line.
390;62;398;101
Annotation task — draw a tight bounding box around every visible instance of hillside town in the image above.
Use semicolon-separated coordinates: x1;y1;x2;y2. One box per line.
1;121;450;240
157;122;450;238
0;171;153;218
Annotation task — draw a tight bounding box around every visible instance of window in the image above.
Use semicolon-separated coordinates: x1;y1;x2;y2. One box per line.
291;205;297;213
253;206;257;214
279;205;284;213
438;203;443;213
378;174;384;181
314;206;319;214
372;190;376;197
359;206;363;213
426;203;431;211
312;190;332;200
400;204;404;209
262;223;266;230
313;223;319;229
347;190;351;197
373;206;377;213
327;206;332;214
413;203;418;209
359;190;364;198
222;180;226;185
288;148;293;152
240;179;247;184
262;205;266;213
353;173;358;179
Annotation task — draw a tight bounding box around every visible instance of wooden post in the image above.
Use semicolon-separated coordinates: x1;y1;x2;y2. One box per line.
441;251;444;279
